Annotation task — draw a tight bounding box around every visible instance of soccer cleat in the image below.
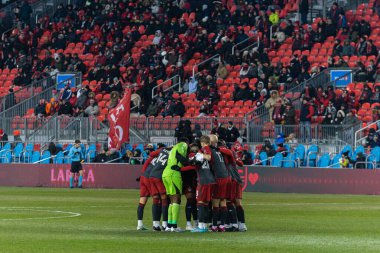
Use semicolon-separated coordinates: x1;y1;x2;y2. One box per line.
186;225;194;231
211;226;219;232
78;185;83;189
191;227;208;233
153;226;161;232
218;226;226;232
164;227;172;232
239;224;247;232
172;227;185;232
137;226;148;231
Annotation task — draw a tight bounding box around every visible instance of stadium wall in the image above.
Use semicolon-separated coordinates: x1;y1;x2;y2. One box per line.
1;164;380;195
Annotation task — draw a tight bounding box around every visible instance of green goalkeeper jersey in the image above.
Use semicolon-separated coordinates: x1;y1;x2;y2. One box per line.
162;142;188;178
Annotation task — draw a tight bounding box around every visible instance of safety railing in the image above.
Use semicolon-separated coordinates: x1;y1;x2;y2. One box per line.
245;68;360;141
354;119;380;148
152;75;181;99
192;54;221;78
0;72;81;119
246;123;361;146
232;35;260;56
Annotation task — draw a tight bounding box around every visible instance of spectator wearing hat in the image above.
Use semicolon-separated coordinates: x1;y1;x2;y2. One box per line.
12;130;22;149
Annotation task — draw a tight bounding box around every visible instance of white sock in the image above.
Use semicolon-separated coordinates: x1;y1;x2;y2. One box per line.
137;220;143;227
233;223;238;228
153;221;160;227
162;221;168;227
186;221;192;226
199;222;205;229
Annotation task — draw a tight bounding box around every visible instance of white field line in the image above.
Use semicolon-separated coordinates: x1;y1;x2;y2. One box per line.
0;208;81;221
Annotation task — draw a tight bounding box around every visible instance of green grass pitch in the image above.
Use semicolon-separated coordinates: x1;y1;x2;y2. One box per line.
0;187;380;253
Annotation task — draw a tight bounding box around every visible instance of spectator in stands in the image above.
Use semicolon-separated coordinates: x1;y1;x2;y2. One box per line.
196;83;210;101
241;148;253;165
342;39;355;56
0;129;8;146
173;98;185;117
272;100;284;134
225;121;240;143
4;88;16;110
199;99;212;117
216;62;228;79
264;140;276;157
265;90;282;122
12;130;22;149
192;124;202;141
356;37;367;56
45;98;58;116
339;152;350;168
285;133;298;152
188;77;198;94
61;84;73;101
84;99;99;117
291;33;302;52
175;120;193;143
146;99;159;117
359;83;373;104
20;0;32;24
332;39;343;56
35;99;47;118
233;82;253;101
366;65;377;82
283;102;296;126
58;100;73;116
300;98;314;143
371;86;380;103
364;129;377;148
334;108;346;124
353;152;366;169
342;110;360;125
75;86;90;111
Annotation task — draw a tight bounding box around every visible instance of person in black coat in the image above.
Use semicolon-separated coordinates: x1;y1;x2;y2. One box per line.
58;100;73;116
225;121;240;143
299;0;309;24
173;99;185;117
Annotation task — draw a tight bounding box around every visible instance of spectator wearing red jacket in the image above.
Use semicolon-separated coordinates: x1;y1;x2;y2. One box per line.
300;98;314;143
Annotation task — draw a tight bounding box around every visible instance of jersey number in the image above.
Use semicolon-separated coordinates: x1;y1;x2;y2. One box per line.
215;152;224;163
152;153;168;166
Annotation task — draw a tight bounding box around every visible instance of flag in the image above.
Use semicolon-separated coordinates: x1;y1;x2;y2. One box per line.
108;89;131;150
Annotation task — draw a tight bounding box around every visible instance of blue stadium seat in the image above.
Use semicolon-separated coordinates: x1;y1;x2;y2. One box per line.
283;153;297;168
86;144;97;162
271;153;283;167
295;144;305;165
23;143;34;163
13;143;24;162
284;144;290;152
317;153;331;168
340;145;353;157
259;152;268;166
0;150;12;163
351;145;365;162
31;151;41;163
330;154;341;168
136;144;144;152
306;145;318;167
367;155;376;169
370;147;380;165
41;151;51;164
54;151;65;164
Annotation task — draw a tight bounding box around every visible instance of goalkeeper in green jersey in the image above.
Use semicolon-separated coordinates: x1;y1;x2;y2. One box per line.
162;137;190;232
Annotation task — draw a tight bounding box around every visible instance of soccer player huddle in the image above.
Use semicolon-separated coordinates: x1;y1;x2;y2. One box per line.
136;135;247;233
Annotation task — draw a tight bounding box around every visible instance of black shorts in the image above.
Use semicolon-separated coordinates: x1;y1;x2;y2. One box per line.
71;161;83;173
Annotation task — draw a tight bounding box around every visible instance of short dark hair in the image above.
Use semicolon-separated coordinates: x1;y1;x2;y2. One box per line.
75;140;81;144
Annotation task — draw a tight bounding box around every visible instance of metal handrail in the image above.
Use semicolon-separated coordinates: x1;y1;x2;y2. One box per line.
280;159;299;168
354;161;376;169
192;54;220;77
152;74;180;99
232;35;259;55
354;119;380;148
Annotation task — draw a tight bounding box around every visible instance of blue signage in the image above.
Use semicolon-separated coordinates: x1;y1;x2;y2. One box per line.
56;73;76;90
330;69;352;88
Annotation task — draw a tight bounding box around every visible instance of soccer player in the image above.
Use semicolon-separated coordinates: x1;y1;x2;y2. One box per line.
136;146;163;231
218;139;241;232
68;140;84;188
182;142;199;230
208;134;230;232
162;137;189;232
182;135;216;233
148;146;172;231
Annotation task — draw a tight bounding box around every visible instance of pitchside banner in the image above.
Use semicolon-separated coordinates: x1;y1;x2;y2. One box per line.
1;165;380;195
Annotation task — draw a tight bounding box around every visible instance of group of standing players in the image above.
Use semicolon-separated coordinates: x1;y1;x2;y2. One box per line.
137;134;247;232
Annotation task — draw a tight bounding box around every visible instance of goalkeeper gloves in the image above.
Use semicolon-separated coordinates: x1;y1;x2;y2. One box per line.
195;153;204;162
